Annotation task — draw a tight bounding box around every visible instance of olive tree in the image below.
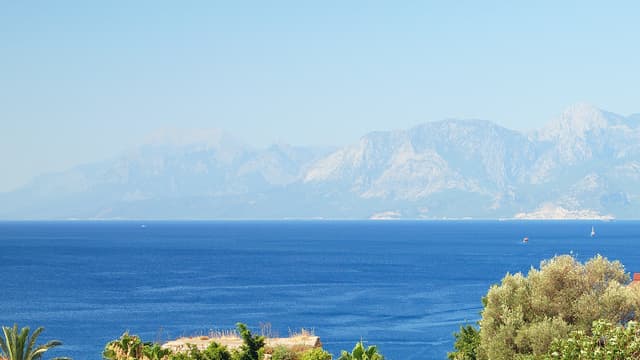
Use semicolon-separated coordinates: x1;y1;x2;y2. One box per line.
449;255;640;360
478;255;640;359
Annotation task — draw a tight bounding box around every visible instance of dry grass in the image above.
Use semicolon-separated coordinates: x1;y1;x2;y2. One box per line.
207;329;240;339
288;328;315;338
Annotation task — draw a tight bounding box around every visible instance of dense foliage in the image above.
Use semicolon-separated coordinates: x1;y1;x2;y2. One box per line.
337;341;383;360
234;323;264;360
270;346;297;360
143;344;172;360
103;332;146;360
298;348;332;360
167;342;231;360
449;254;640;360
546;319;640;359
447;325;479;360
0;324;69;360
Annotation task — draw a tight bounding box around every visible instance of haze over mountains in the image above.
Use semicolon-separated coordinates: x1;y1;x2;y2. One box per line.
3;103;640;220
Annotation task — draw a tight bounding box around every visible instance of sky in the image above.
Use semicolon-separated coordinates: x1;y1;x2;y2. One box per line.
1;1;640;192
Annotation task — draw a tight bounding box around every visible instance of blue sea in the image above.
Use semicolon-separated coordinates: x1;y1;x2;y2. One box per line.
2;221;640;360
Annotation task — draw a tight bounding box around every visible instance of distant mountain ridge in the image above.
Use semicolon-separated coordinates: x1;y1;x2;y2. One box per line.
3;103;640;219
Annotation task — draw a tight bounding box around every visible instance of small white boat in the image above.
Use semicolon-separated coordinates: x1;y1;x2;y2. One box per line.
590;226;596;237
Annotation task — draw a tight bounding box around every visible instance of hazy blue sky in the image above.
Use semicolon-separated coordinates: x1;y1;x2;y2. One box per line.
1;1;639;191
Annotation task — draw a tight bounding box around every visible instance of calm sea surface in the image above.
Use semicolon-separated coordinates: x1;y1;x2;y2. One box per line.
2;221;640;359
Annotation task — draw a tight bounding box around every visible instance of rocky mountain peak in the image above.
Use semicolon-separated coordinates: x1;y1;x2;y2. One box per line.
537;103;610;141
3;105;640;219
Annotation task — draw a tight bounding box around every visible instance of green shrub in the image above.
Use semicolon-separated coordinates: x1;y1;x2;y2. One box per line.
232;323;265;360
169;342;231;360
546;320;640;359
337;341;383;360
300;348;332;360
271;345;297;360
201;342;232;360
168;347;193;360
143;343;173;360
104;333;175;360
103;332;145;360
447;324;480;360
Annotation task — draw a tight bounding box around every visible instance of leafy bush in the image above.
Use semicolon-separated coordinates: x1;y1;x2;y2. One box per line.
168;342;231;360
337;341;383;360
103;332;145;360
447;324;479;360
299;348;332;360
449;254;640;360
546;320;640;359
200;342;232;360
167;350;190;360
144;343;172;360
271;345;297;360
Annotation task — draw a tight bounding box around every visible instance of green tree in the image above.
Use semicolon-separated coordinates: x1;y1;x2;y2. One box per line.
337;341;383;360
201;342;232;360
232;323;264;360
142;343;172;360
299;348;332;360
0;324;70;360
474;254;640;359
447;325;480;360
103;332;144;360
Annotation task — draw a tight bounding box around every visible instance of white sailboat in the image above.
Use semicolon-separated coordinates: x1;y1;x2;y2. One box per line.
590;226;596;238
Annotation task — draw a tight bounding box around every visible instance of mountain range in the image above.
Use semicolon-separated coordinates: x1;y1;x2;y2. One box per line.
3;103;640;220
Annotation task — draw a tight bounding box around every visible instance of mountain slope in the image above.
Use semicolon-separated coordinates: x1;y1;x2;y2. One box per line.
3;104;640;219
